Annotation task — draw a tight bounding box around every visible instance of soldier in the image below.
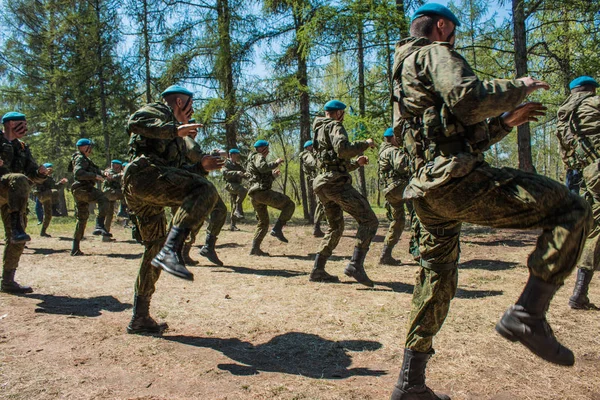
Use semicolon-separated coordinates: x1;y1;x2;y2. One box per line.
102;159;124;242
222;148;248;231
390;5;591;399
309;100;378;287
556;75;600;310
70;138;111;256
123;85;223;334
378;127;410;265
299;140;326;237
0;112;48;294
246;140;295;256
33;162;68;237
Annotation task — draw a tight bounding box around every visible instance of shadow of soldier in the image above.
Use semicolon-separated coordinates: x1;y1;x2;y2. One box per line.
211;265;307;278
163;332;386;379
23;293;132;317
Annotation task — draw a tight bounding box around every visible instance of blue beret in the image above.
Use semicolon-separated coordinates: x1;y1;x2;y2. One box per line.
229;148;241;154
43;163;53;168
324;100;347;111
2;112;26;124
303;140;313;148
254;139;269;148
569;76;599;90
161;85;194;98
111;159;123;165
76;138;92;147
383;128;394;137
412;3;461;27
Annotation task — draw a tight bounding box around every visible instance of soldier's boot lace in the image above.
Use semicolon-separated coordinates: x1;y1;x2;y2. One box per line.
70;239;84;256
9;212;31;244
92;216;112;237
380;244;402;266
1;269;33;294
127;296;168;335
495;275;574;366
390;349;450;400
249;240;269;256
344;247;374;287
270;220;289;243
309;253;339;283
313;222;325;238
199;233;224;266
151;226;194;281
569;268;597;310
182;242;199;266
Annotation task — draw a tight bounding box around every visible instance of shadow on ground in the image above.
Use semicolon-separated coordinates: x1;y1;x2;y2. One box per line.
24;294;131;317
104;253;142;260
211;265;307;278
459;259;519;271
27;247;70;255
371;281;503;299
163;332;386;379
462;239;535;248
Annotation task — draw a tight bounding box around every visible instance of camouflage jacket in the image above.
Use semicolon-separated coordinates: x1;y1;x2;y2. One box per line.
299;149;318;180
392;37;526;198
127;102;187;168
0;135;46;183
102;168;123;192
222;158;246;184
556;91;600;169
312;116;368;191
246;152;278;192
34;175;65;194
378;142;409;194
71;152;101;190
182;136;208;176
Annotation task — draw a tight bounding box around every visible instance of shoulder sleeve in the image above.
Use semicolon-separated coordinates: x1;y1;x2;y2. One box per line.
578;96;600;138
74;155;98;181
330;122;369;159
128;104;178;140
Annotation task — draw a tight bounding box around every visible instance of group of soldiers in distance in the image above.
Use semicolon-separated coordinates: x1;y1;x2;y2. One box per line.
1;3;599;399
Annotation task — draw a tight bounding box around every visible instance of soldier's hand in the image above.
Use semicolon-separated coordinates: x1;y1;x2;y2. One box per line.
502;102;547;127
236;171;245;177
272;169;281;177
38;165;48;175
14;121;27;136
201;155;225;171
46;167;54;175
357;155;369;166
275;158;285;165
177;123;203;137
95;175;105;182
60;178;68;184
365;138;376;148
517;77;550;96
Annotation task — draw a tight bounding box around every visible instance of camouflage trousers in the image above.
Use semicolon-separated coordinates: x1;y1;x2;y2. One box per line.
406;164;592;353
72;186;108;241
36;189;59;232
408;202;420;259
306;178;325;225
248;189;295;245
579;160;600;272
383;183;408;249
104;189;123;233
315;179;378;258
0;174;31;275
172;194;227;247
123;158;218;297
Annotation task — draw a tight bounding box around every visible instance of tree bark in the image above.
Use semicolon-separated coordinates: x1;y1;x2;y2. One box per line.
217;0;238;150
356;21;368;197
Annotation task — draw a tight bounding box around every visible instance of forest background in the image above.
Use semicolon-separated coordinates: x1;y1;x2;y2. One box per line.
0;0;599;221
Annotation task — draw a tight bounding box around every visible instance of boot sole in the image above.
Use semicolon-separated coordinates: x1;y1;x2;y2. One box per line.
1;287;33;294
309;277;340;283
270;232;288;243
151;259;194;281
199;252;224;266
344;270;374;287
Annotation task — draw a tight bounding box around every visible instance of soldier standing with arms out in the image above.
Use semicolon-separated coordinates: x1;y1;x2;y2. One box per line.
309;100;378;287
378;127;410;265
222;148;248;231
299;140;326;238
123;85;223;334
390;5;591;399
246;140;295;256
556;75;600;310
34;163;67;237
0;112;48;293
102;159;124;242
70;138;111;256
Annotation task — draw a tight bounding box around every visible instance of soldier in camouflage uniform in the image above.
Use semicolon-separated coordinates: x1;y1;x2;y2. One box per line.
299;140;325;237
309;100;378;287
378;127;410;265
123;85;223;335
556;75;600;310
33;162;67;237
389;5;593;400
246;139;295;256
223;148;248;231
102;159;124;242
0;112;48;294
70;138;111;256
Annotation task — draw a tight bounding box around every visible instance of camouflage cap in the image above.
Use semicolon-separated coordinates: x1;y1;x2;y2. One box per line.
412;3;461;27
569;76;599;90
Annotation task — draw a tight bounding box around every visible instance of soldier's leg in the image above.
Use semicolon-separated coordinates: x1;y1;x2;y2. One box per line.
0;204;31;294
40;197;53;237
228;192;239;230
249;194;270;255
310;194;342;283
182;221;201;266
312;192;325;237
253;190;295;243
35;197;43;224
71;190;90;256
3;174;31;243
381;186;406;265
236;185;248;217
105;200;116;234
199;194;227;266
91;189;111;237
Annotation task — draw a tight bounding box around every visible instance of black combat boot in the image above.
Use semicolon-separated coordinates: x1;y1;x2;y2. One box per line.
92;216;112;237
380;245;401;266
71;239;84;256
390;349;451;400
270;220;289;243
309;254;339;282
569;268;596;310
313;222;325;238
344;247;374;287
199;233;224;266
127;296;168;335
249;240;269;256
234;203;245;219
40;227;51;238
9;212;31;244
495;275;574;366
151;226;194;281
182;243;199;266
1;269;33;294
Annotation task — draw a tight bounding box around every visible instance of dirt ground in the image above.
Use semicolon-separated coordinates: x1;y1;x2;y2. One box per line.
1;215;599;400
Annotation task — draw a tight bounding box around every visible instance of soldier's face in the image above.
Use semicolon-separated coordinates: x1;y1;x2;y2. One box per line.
112;163;122;172
231;153;240;162
307;145;314;152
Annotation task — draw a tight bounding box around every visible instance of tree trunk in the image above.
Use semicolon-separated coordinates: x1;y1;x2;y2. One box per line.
297;36;312;222
217;0;238;150
142;0;152;103
356;22;368;197
95;0;110;165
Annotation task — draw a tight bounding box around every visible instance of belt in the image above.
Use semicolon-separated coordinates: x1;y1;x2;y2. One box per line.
420;259;457;271
422;224;462;237
321;165;347;173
